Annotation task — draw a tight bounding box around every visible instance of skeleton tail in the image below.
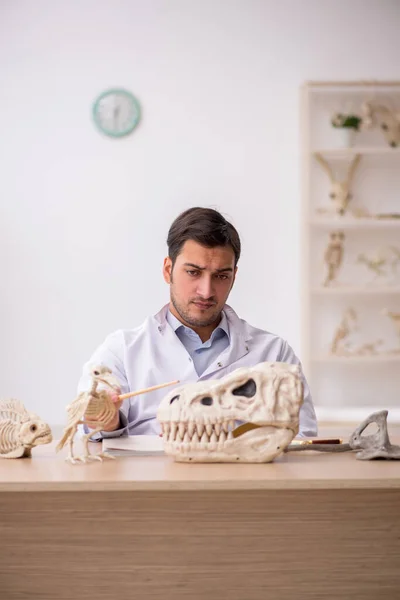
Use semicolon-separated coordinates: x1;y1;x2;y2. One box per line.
56;426;75;452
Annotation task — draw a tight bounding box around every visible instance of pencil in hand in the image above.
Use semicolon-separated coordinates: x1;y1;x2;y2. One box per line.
118;379;180;401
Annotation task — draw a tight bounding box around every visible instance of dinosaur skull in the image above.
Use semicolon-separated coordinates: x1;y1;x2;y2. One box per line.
157;361;304;463
19;418;53;447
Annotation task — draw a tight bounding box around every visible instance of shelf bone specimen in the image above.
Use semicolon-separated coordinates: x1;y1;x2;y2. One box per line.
314;153;361;216
323;231;345;286
331;309;383;356
357;252;387;279
361;102;400;147
357;246;400;280
0;399;52;458
330;307;358;355
355;340;383;355
382;309;400;348
157;361;303;463
360;101;374;130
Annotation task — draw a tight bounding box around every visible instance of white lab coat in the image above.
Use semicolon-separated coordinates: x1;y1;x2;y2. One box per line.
78;304;317;439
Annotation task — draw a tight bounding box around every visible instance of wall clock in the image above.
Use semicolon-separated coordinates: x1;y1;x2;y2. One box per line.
92;88;141;137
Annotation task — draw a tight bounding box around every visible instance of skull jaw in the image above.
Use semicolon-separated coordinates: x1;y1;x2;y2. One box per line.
164;426;295;463
33;433;53;446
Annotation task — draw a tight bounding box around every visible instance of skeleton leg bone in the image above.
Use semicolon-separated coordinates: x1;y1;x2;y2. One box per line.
79;424;116;462
65;425;81;464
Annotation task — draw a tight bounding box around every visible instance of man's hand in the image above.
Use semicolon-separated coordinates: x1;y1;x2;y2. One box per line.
84;392;124;433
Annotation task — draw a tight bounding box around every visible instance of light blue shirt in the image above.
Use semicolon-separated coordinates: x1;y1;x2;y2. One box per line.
166;309;230;377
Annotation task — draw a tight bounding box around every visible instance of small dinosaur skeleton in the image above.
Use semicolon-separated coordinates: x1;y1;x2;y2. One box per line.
0;399;52;458
57;365;122;464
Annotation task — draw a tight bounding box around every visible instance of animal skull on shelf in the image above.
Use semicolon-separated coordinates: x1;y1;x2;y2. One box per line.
363;103;400;147
157;362;304;463
314;153;361;216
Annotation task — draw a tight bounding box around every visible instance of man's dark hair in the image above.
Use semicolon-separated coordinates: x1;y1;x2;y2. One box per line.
167;207;241;268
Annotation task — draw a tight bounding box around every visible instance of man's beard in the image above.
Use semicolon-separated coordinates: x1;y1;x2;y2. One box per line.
170;288;222;328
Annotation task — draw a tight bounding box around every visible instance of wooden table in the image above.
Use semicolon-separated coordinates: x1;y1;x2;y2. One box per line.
0;436;399;600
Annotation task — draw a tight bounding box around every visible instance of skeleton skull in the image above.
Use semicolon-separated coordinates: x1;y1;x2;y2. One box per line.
375;106;400;147
328;181;353;215
314;153;361;216
157;361;304;463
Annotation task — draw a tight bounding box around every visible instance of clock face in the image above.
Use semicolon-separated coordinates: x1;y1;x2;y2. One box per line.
92;89;141;137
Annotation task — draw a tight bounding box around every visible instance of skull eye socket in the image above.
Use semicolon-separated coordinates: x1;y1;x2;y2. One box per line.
170;395;180;405
200;397;213;406
93;370;100;376
30;424;37;432
232;378;257;398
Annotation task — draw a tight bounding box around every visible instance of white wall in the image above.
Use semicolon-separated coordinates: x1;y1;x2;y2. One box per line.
1;0;399;424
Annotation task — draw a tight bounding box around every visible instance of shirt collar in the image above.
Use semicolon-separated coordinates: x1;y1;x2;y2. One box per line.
166;308;230;341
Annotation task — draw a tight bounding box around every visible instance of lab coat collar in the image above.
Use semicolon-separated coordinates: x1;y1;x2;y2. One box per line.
165;307;230;341
154;303;245;336
153;304;249;377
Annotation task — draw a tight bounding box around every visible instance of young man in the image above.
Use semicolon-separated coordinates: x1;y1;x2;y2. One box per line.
79;207;317;440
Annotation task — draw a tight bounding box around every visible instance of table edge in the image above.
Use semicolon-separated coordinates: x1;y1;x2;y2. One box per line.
1;479;400;492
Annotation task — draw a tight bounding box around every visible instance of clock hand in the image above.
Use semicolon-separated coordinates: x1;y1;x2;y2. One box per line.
113;105;120;129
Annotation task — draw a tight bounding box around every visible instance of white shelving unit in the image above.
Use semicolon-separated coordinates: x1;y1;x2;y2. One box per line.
311;286;400;295
313;354;400;364
310;217;400;230
316;147;400;157
301;80;400;425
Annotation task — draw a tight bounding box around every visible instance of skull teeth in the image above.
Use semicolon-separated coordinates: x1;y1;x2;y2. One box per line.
223;420;235;433
161;421;236;445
